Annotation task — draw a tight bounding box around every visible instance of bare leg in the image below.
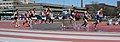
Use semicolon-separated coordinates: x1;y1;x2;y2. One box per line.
15;19;20;27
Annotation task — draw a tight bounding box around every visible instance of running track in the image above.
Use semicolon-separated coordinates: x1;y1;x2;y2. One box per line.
0;21;120;32
0;21;120;42
0;29;120;42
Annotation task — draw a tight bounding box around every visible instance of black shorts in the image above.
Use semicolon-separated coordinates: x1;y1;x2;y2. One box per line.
14;17;18;20
46;16;50;19
75;18;80;21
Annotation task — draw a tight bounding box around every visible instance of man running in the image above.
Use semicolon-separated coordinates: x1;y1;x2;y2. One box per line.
11;9;20;27
45;7;52;23
73;10;81;30
49;11;54;23
93;8;103;28
80;11;90;31
30;8;38;24
68;9;75;23
23;10;31;27
40;10;47;24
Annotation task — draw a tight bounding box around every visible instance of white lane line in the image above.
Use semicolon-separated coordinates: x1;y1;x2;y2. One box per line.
0;31;120;40
0;37;70;42
0;29;120;36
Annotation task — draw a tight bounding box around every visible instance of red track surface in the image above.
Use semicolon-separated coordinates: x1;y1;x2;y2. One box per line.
0;21;120;32
0;21;120;42
0;21;29;30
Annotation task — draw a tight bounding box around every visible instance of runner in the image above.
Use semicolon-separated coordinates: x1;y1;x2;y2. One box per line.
80;11;90;31
93;8;103;28
73;10;81;30
45;7;52;24
22;10;31;27
31;8;38;24
49;12;54;23
69;8;75;23
11;9;20;27
40;10;47;24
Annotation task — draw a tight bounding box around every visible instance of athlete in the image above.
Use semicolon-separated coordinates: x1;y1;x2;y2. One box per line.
94;8;103;28
23;10;31;27
11;9;20;27
80;11;90;31
73;10;81;30
40;10;47;24
45;7;52;23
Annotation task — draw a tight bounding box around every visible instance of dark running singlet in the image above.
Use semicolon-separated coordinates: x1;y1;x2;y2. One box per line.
83;14;88;20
